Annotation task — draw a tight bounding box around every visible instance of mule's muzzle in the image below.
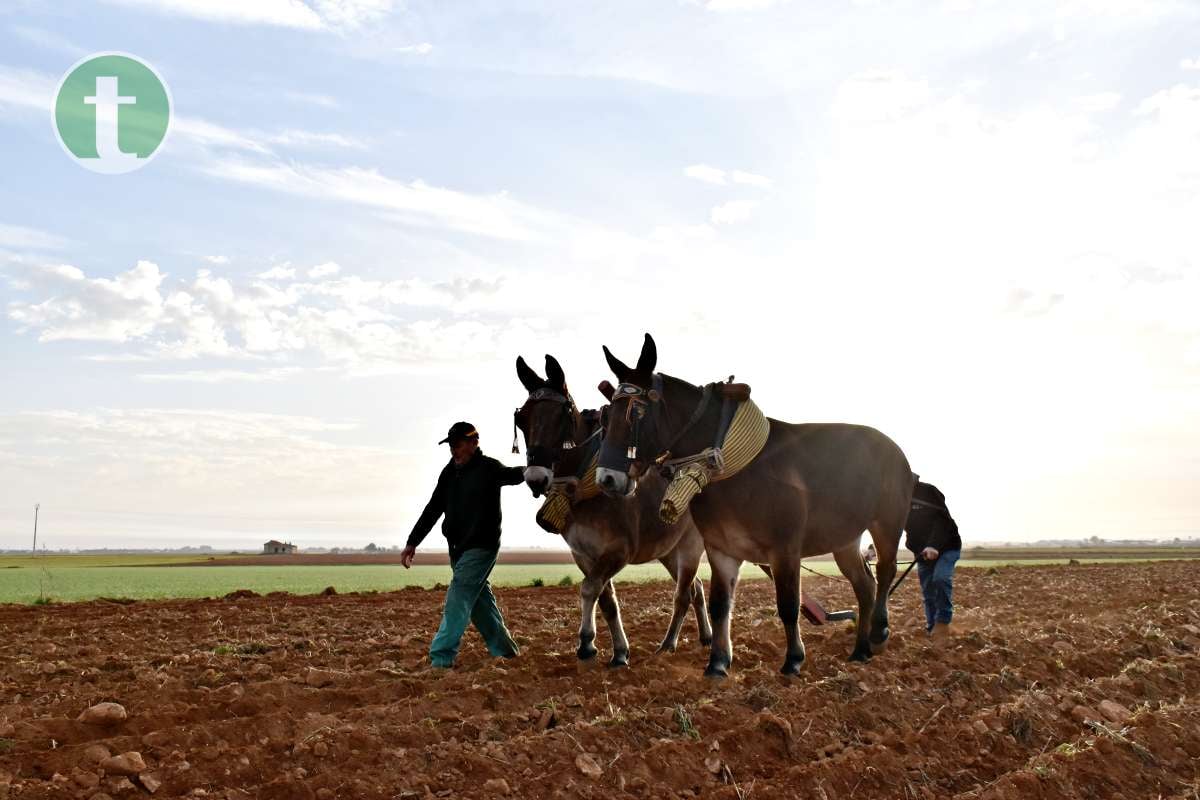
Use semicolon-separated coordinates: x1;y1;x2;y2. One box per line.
597;467;636;498
524;466;553;497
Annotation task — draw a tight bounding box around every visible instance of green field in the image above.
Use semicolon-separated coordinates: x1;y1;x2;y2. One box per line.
0;554;1190;605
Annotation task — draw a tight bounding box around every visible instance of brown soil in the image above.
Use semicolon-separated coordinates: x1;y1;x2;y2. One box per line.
1;562;1198;799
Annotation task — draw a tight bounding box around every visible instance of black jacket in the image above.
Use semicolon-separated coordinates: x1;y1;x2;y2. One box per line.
406;449;525;557
904;481;962;557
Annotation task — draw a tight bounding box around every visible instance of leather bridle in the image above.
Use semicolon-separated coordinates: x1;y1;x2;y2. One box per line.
512;387;579;466
602;374;716;473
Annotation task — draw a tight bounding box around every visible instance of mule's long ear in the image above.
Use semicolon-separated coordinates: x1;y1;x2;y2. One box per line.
544;354;567;392
635;333;657;377
603;345;631;382
597;380;615;400
516;355;544;393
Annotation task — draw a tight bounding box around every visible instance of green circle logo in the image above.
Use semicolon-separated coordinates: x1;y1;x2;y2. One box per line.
52;52;172;174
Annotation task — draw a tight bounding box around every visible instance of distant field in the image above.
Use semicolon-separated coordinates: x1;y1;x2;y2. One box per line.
1;552;1196;604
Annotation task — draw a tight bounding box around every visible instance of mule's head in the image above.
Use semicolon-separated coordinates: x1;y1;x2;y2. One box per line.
513;354;580;497
596;333;659;498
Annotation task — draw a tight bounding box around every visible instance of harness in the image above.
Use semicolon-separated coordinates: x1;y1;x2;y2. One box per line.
535;427;604;534
608;374;770;524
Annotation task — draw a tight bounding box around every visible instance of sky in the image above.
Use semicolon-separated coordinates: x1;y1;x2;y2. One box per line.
1;0;1198;551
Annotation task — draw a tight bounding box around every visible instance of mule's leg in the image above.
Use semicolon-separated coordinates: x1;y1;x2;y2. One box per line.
656;554;702;653
596;580;630;667
577;573;605;660
833;543;877;662
867;521;900;654
691;577;713;647
704;549;743;679
770;560;807;675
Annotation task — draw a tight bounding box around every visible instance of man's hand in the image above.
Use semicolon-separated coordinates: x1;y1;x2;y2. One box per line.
400;546;416;569
921;547;939;561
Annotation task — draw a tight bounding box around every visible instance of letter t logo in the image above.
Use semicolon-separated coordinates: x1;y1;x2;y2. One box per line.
84;76;138;165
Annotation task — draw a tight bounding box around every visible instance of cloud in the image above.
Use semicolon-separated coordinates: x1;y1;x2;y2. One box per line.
9;25;86;57
6;259;540;370
702;0;783;11
1073;92;1122;113
0;64;54;110
137;367;303;383
730;170;773;188
283;90;340;108
1183;57;1200;71
99;0;395;31
395;42;434;55
308;262;341;278
204;255;230;265
0;223;66;251
203;159;557;241
684;164;773;188
683;164;728;185
710;200;757;224
257;265;297;280
266;129;367;150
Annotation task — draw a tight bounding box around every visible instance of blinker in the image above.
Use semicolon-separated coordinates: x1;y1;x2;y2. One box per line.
626;446;637;459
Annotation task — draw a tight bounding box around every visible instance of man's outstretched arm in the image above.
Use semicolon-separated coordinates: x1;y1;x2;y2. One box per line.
402;473;447;567
496;462;526;487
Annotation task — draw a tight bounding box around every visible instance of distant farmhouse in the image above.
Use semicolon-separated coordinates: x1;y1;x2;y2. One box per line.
262;540;298;555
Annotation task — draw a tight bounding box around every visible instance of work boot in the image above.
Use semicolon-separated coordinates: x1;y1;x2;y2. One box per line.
930;621;952;645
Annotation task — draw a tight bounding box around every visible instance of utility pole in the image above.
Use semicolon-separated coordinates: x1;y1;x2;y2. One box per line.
33;503;39;556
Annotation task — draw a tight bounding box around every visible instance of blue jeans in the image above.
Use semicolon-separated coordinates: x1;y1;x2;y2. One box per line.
429;548;519;668
917;549;960;630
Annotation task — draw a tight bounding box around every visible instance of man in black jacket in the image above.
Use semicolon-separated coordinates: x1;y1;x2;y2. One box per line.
905;480;963;645
400;422;526;668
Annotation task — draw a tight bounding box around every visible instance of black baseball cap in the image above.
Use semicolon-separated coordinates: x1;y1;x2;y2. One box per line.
438;421;479;445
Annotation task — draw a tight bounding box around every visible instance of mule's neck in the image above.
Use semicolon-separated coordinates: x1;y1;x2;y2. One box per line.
655;373;725;460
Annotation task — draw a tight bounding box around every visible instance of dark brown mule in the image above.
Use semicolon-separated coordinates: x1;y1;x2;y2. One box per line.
595;335;913;677
514;355;711;666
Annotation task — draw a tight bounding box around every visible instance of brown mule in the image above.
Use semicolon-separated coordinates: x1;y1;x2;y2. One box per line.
595;334;914;677
514;355;711;666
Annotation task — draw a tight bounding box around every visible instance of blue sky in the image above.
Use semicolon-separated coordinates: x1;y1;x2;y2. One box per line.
1;0;1199;550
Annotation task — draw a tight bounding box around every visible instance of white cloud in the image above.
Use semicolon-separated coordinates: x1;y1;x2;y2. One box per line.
685;164;773;188
308;261;341;278
683;164;728;185
1182;57;1200;71
0;64;54;110
204;255;230;264
730;170;773;188
6;260;536;370
203;159;557;241
0;223;65;251
138;367;302;383
257;265;297;280
100;0;394;31
283;90;340;108
710;200;757;224
10;25;86;57
395;42;434;55
703;0;783;11
1073;92;1122;113
267;129;367;150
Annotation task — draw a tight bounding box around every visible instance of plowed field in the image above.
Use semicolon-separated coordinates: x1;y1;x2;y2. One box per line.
2;561;1198;799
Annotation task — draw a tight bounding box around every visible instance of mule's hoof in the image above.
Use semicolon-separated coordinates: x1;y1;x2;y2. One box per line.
577;643;598;661
703;657;731;680
608;651;630;669
847;648;871;663
655;642;677;655
780;658;805;676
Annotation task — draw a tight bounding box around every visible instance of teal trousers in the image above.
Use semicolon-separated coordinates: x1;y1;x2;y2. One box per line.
429;548;519;668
